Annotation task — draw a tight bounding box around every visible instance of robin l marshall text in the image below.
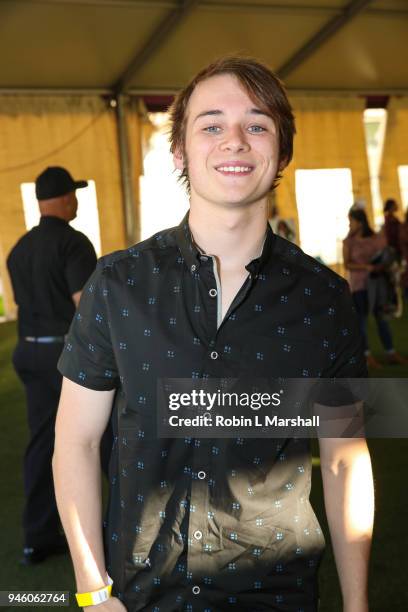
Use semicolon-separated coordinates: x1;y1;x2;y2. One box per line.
167;415;320;428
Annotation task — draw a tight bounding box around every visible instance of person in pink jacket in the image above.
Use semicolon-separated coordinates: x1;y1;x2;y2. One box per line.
343;207;406;368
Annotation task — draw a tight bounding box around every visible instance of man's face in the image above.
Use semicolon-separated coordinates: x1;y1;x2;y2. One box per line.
174;74;282;209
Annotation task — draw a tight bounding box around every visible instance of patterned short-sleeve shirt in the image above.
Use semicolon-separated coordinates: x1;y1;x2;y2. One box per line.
58;214;366;612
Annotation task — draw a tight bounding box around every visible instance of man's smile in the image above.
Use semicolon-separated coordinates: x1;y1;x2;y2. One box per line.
214;161;255;176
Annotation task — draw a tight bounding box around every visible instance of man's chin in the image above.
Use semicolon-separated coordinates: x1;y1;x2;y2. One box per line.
219;190;270;209
191;184;269;209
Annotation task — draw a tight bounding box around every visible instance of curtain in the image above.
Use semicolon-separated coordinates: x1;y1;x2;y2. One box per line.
380;97;408;212
0;95;125;317
276;96;372;242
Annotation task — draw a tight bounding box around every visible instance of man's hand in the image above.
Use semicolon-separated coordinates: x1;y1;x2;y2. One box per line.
72;290;81;307
85;597;127;611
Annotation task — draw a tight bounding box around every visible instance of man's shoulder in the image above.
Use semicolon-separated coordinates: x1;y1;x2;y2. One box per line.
96;225;179;274
65;224;94;246
7;226;38;260
273;235;348;294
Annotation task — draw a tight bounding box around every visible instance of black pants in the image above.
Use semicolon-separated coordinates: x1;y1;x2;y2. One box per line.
352;289;393;353
12;340;64;548
12;339;113;548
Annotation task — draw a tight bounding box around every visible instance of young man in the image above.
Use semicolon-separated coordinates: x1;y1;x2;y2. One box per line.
54;58;374;612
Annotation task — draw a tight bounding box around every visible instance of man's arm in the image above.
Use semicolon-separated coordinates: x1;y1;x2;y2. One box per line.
319;437;374;612
72;291;81;308
52;378;125;611
65;233;97;306
343;241;372;272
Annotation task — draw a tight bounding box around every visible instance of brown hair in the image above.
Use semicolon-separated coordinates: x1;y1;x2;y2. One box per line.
383;198;397;214
348;207;374;237
168;56;296;192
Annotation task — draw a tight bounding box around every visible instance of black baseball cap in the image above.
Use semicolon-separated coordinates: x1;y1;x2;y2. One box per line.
35;166;88;200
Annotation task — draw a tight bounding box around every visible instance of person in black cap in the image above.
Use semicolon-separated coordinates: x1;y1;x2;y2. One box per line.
7;166;98;565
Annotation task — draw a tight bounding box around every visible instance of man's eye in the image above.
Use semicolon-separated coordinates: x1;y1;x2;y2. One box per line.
203;126;221;133
248;125;266;133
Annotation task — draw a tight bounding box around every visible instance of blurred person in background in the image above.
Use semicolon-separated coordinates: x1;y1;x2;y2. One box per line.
343;206;406;368
268;204;296;242
383;198;402;261
7;166;97;565
399;208;408;303
276;218;296;242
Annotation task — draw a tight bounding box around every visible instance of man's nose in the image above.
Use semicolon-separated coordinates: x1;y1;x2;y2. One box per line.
219;126;250;152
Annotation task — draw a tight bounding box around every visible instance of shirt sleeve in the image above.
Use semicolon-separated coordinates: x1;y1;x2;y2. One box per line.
58;260;119;390
313;280;367;409
325;279;367;378
64;231;98;296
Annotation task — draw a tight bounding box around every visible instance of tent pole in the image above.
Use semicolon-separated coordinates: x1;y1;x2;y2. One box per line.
115;94;138;246
114;0;200;94
277;0;373;79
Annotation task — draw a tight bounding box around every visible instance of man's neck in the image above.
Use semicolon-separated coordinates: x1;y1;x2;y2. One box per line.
188;200;268;271
40;214;68;224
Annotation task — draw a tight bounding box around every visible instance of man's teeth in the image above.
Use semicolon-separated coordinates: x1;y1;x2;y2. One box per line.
217;166;252;173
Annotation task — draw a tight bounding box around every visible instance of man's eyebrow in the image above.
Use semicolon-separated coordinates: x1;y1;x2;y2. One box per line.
193;110;223;122
249;108;272;118
193;108;272;122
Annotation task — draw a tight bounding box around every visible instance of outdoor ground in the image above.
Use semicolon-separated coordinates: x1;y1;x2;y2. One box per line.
0;319;407;611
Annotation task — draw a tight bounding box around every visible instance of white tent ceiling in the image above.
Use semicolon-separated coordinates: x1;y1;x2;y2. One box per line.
1;0;407;95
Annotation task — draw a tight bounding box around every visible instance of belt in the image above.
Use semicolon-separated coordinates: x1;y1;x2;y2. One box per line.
23;336;66;344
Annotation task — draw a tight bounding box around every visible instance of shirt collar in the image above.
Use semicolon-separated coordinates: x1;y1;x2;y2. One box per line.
175;211;276;274
39;215;68;226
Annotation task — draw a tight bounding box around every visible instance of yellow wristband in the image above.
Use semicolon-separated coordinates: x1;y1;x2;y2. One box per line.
75;582;112;607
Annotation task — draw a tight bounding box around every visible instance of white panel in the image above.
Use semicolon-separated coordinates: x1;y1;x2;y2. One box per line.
140;114;189;240
398;165;408;212
295;168;354;265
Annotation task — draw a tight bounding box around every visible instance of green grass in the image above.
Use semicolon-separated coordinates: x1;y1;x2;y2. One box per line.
0;295;4;317
1;317;408;611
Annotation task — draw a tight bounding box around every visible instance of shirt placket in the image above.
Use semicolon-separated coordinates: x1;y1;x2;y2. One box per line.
185;256;218;597
185;256;258;597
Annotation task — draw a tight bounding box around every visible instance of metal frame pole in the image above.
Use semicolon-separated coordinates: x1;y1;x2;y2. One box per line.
115;94;139;246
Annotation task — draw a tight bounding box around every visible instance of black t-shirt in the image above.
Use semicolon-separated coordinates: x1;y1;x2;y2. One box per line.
58;215;366;611
7;215;97;336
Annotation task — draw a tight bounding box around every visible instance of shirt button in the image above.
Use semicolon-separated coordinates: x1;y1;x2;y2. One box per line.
191;264;197;272
197;470;206;479
210;351;218;360
192;586;200;595
193;530;203;540
209;288;217;297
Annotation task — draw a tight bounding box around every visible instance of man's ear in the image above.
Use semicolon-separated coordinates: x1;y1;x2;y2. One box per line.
61;193;71;206
173;148;184;172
